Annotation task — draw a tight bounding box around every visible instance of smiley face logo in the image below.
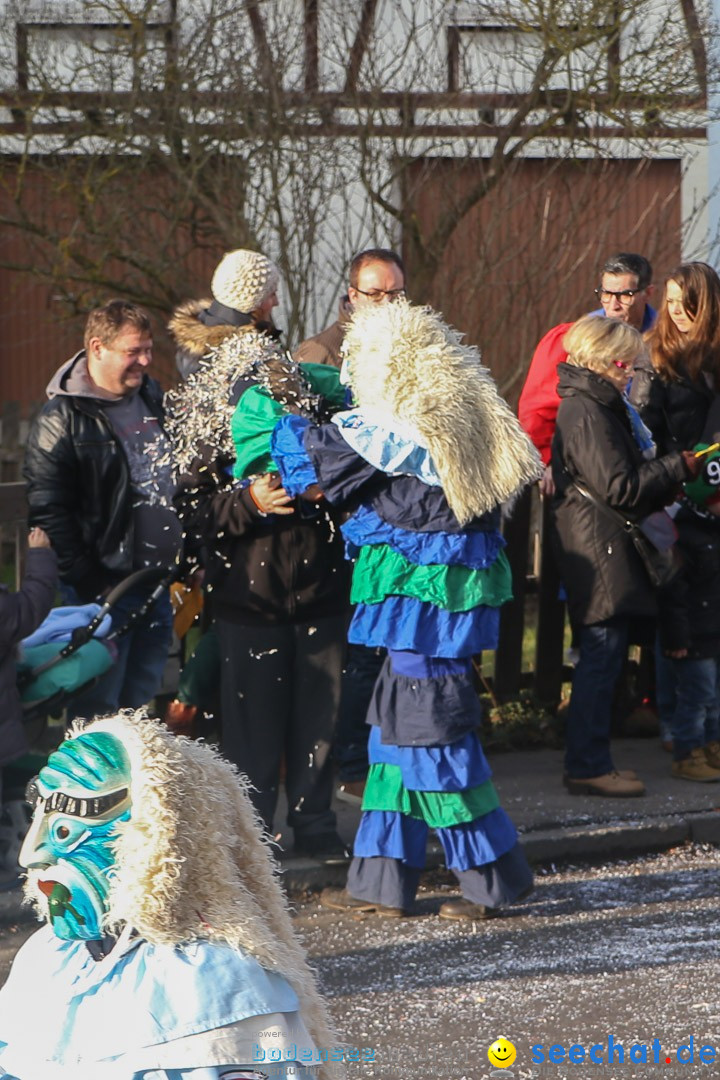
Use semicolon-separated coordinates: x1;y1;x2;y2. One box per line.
488;1038;517;1068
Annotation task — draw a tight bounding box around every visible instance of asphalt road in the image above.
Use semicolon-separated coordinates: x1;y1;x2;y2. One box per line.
2;845;720;1080
299;846;720;1080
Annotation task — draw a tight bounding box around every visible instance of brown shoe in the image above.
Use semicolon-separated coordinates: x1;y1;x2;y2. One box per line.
439;898;499;922
672;746;720;783
563;768;638;782
564;771;646;797
336;780;366;806
319;888;407;918
705;741;720;770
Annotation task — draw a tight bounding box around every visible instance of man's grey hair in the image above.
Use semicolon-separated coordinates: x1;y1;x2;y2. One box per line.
600;252;653;290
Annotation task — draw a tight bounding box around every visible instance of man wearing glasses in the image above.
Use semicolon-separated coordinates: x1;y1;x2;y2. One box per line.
294;248;406;807
519;252;656;493
294;247;406;368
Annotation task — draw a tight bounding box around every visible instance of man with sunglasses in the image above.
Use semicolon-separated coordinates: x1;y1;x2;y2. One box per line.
519;253;656;492
294;247;406;368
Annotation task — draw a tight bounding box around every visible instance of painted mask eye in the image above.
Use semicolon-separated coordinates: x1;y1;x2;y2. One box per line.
49;819;90;851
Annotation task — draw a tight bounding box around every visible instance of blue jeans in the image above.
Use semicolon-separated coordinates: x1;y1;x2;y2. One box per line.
659;655;720;760
64;584;173;720
565;619;629;778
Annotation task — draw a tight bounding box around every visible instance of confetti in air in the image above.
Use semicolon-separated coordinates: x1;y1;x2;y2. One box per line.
165;334;329;477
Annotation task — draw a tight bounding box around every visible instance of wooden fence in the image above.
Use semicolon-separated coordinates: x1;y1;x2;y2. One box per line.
495;486;569;703
0;482;29;588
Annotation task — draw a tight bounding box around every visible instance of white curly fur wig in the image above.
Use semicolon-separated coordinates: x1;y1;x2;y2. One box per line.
342;301;543;523
24;713;341;1080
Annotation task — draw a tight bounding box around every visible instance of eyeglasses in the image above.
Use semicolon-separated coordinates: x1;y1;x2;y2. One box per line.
595;288;642;305
352;287;406;302
612;359;632;370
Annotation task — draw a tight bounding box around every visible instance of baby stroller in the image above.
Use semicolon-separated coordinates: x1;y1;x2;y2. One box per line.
0;566;172;881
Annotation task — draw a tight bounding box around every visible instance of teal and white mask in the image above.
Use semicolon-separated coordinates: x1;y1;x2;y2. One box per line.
20;731;132;941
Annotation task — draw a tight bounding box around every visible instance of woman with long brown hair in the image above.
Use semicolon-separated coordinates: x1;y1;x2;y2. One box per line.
630;261;720;454
631;261;720;783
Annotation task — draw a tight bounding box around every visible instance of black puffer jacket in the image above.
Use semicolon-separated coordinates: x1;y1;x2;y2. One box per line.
629;352;715;455
174;444;350;627
23;371;165;602
551;364;688;628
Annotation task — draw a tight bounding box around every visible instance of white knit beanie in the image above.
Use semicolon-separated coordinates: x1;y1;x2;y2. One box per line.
211;249;280;314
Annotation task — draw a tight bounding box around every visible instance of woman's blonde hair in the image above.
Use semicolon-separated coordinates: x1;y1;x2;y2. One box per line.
562;315;644;374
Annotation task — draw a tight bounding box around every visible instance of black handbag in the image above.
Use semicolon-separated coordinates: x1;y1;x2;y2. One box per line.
573;482;683;590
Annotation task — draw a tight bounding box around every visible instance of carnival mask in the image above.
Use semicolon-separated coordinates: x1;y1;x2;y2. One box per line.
19;731;132;942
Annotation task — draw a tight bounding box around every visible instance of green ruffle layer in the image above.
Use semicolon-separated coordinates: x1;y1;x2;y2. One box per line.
232;362;346;479
362;762;500;827
350;543;512;612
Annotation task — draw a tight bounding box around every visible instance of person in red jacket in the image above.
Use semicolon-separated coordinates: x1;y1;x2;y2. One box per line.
519;252;656;494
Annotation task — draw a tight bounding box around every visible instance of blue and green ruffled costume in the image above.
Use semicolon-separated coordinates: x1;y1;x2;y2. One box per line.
270;409;533;911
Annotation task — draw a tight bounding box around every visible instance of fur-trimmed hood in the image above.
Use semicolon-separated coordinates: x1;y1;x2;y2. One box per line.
168;297;240;358
342;301;543;523
24;713;340;1079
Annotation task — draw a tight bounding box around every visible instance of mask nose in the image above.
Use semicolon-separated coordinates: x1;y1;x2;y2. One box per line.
18;809;50;869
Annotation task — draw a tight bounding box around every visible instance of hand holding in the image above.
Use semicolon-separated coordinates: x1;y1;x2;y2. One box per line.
28;527;51;549
302;483;325;503
681;450;702;479
538;464;555;498
250;473;294;516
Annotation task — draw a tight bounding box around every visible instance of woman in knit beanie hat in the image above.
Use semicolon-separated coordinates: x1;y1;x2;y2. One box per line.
170;249;351;860
210;248;280;320
168;248;280;383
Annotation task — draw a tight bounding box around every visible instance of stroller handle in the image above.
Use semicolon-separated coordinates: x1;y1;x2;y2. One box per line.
20;566;176;690
102;566;173;609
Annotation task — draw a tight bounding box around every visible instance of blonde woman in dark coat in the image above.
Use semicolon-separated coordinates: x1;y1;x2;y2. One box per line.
551;316;698;797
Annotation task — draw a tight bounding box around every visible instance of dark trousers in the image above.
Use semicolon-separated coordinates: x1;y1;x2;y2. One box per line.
565;618;629;778
336;644;385;782
216;614;345;838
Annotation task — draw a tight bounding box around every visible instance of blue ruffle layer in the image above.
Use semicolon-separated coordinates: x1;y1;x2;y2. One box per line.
353;808;519;872
437;809;519;871
368;726;490;792
353;809;428;868
388;650;472;678
342;505;505;568
349;595;501;657
366;654;482;746
271;415;318;496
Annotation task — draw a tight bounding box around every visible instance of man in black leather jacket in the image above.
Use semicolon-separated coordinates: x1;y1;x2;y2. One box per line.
23;299;182;716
